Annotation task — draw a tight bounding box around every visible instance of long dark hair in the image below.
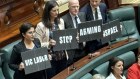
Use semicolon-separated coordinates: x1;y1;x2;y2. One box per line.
108;57;124;76
42;0;60;28
19;22;34;39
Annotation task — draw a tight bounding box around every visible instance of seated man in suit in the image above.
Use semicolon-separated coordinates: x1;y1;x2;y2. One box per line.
62;0;86;65
80;0;108;56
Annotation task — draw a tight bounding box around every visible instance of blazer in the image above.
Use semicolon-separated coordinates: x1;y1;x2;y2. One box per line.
62;12;86;29
9;38;46;79
62;12;86;65
106;73;126;79
35;18;65;48
80;3;107;23
80;3;108;53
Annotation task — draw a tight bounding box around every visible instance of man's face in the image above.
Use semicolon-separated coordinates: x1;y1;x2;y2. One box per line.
90;0;101;8
69;1;79;16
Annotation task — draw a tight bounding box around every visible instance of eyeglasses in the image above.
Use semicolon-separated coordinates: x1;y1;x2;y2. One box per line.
26;31;35;34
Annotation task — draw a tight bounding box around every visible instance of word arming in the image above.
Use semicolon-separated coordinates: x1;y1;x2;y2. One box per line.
103;26;118;37
24;55;48;66
79;26;101;36
59;36;73;44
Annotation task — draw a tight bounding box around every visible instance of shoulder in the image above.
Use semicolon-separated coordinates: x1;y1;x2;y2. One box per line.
80;3;90;12
106;73;115;79
62;13;70;20
128;63;138;71
13;41;23;52
60;18;64;23
78;12;85;16
99;3;107;9
36;22;45;29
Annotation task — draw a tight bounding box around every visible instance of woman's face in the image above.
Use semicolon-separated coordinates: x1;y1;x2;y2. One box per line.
50;5;59;19
112;61;124;76
23;27;35;41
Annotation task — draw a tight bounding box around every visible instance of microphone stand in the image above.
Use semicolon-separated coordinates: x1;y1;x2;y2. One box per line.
121;22;130;42
70;50;76;71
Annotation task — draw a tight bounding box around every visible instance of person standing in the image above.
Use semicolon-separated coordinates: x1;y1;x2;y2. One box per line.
62;0;86;65
9;22;46;79
80;0;108;56
34;1;67;78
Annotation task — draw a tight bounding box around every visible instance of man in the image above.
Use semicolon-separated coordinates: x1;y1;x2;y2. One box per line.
62;0;86;65
80;0;108;55
80;0;107;23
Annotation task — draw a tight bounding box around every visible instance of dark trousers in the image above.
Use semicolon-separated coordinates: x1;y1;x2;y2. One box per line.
46;58;67;79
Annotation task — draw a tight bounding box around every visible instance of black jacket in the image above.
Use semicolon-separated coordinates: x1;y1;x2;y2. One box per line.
9;38;46;79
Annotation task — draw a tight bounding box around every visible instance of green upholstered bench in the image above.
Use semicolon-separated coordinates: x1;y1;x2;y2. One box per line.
108;6;139;42
92;51;135;78
0;39;21;79
0;53;5;79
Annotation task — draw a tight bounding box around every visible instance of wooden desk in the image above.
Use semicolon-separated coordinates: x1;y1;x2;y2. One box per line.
52;38;137;79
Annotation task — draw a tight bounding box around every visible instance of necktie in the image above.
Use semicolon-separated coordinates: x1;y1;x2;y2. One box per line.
95;8;98;20
75;16;78;28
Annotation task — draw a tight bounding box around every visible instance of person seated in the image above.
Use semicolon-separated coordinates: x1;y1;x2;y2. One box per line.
93;74;105;79
127;54;140;79
106;57;126;79
9;22;46;79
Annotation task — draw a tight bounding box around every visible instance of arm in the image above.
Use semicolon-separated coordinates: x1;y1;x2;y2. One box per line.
35;22;50;48
9;46;20;71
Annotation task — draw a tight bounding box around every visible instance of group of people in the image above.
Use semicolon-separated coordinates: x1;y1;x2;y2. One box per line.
8;0;140;79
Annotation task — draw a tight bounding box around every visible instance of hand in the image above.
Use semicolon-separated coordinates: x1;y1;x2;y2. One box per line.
49;39;56;46
76;33;79;42
19;62;24;71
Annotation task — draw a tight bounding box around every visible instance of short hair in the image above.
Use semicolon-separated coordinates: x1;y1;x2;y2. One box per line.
93;74;105;79
19;22;34;38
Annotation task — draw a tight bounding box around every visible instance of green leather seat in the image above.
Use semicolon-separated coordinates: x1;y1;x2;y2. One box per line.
108;6;139;42
92;51;135;77
0;53;5;79
0;40;21;79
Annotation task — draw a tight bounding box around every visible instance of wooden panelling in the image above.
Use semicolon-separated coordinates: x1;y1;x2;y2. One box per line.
0;0;44;47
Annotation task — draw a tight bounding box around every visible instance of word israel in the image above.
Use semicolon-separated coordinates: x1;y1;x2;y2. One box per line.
59;35;73;44
80;25;101;36
103;26;118;37
24;55;48;66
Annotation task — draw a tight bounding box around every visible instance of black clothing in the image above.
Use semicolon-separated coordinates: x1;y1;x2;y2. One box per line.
9;38;46;79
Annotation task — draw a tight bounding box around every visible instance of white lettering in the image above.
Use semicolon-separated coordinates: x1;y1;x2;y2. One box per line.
59;36;73;44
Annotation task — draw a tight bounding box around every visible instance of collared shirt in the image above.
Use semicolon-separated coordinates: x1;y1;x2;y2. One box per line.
70;13;81;28
90;5;102;20
106;73;126;79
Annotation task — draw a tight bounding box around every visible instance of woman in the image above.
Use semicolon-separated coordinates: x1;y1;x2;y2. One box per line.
106;57;126;79
34;1;67;78
127;54;140;79
9;22;46;79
